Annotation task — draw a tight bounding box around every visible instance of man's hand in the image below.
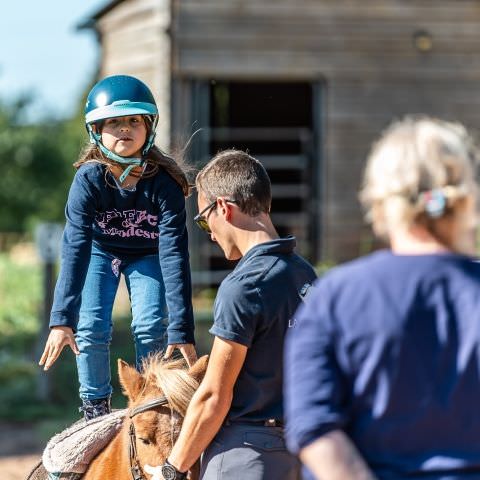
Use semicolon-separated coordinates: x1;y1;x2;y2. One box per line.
39;326;80;371
164;343;197;367
300;430;378;480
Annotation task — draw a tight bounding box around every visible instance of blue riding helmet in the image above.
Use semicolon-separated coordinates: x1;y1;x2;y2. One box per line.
85;75;159;183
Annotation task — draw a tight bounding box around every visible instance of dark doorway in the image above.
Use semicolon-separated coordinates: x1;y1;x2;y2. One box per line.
190;80;320;284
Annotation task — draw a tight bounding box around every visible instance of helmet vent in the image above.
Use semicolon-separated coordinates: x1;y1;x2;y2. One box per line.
111;100;132;106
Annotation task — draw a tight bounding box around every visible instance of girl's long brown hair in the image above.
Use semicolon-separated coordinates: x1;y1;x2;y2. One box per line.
74;143;191;197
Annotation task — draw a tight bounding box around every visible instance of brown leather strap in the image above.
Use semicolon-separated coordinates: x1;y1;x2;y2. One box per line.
129;396;168;418
128;395;169;480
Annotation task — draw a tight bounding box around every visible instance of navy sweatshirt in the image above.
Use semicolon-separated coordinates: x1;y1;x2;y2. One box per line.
50;162;194;345
285;250;480;479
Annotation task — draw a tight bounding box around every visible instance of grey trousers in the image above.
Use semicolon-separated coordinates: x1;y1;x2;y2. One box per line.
200;423;301;480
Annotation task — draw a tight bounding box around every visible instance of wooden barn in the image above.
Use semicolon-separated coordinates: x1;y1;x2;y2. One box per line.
81;0;480;284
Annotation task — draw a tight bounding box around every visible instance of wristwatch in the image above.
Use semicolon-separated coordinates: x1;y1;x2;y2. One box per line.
161;459;187;480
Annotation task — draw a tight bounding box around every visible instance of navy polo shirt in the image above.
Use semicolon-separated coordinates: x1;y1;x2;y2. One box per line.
211;236;317;423
285;250;480;479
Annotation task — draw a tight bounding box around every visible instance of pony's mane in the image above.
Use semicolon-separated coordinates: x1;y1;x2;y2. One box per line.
141;354;199;417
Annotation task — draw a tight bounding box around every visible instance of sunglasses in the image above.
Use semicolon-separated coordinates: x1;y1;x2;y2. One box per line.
194;199;237;233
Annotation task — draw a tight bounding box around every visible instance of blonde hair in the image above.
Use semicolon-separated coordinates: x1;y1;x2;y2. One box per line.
360;116;480;239
142;355;199;417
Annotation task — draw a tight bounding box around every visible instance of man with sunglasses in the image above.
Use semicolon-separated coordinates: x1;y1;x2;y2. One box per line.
156;149;317;480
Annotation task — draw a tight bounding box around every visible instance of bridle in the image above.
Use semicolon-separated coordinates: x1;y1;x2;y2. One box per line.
128;395;170;480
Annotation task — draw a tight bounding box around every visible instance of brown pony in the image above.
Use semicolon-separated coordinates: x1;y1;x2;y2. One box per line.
83;354;208;480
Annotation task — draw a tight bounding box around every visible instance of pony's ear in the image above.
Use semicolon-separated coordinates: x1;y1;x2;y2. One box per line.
118;358;145;401
188;355;209;383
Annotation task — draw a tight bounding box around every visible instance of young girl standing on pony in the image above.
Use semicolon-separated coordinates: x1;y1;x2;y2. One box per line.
39;75;197;420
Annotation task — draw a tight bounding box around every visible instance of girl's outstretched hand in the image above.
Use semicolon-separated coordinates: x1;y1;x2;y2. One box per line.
39;326;80;371
164;343;198;367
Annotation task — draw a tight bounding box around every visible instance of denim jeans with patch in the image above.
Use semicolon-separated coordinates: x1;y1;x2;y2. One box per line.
75;245;168;400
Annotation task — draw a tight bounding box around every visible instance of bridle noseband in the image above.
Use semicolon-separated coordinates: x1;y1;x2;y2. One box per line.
128;395;169;480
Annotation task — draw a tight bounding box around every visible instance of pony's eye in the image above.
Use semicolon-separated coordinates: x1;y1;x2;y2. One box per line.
138;437;151;445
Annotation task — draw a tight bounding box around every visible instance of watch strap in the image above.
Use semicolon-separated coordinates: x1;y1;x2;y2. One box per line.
163;459;187;480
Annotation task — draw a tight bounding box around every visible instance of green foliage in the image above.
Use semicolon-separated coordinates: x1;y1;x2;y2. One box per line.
0;331;133;422
0;94;87;232
0;252;42;420
0;311;135;422
0;254;42;351
0;252;137;421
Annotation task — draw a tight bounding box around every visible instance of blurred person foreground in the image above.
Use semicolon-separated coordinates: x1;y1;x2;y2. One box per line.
285;116;480;480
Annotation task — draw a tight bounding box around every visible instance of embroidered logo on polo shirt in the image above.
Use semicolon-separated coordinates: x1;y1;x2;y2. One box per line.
289;282;313;328
299;282;312;301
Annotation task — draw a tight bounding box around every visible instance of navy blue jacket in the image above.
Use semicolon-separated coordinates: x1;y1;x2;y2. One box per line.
50;163;194;344
285;250;480;479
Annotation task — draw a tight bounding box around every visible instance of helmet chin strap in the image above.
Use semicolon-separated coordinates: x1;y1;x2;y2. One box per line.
88;122;157;184
97;142;142;183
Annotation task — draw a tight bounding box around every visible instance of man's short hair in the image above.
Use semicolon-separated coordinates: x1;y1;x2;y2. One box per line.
195;149;271;216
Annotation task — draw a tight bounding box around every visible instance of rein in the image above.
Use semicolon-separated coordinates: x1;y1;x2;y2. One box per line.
128;395;169;480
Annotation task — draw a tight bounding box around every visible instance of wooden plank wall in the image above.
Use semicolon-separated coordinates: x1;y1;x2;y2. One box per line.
96;0;172;149
172;0;480;262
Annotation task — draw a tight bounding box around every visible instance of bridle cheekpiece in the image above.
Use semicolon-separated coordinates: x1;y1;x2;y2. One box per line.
128;396;170;480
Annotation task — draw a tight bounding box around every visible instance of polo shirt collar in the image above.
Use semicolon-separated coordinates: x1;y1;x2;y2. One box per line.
237;236;297;268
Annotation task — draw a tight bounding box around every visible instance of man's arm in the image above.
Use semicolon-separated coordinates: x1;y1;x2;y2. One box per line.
300;430;377;480
167;336;248;473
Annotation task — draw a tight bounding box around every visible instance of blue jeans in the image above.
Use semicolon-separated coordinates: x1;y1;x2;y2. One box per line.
75;245;168;400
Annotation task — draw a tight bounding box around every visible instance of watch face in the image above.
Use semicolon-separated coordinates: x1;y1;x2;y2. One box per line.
161;464;177;480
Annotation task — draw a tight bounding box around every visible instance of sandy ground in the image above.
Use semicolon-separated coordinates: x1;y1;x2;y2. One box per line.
0;423;43;480
1;455;42;480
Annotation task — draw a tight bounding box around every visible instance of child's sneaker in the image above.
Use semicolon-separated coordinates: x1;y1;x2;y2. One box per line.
79;397;111;421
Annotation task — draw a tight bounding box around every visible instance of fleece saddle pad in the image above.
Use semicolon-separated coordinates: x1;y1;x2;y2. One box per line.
42;409;126;475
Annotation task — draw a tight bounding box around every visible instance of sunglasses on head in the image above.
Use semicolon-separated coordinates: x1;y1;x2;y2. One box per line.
194;199;238;234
